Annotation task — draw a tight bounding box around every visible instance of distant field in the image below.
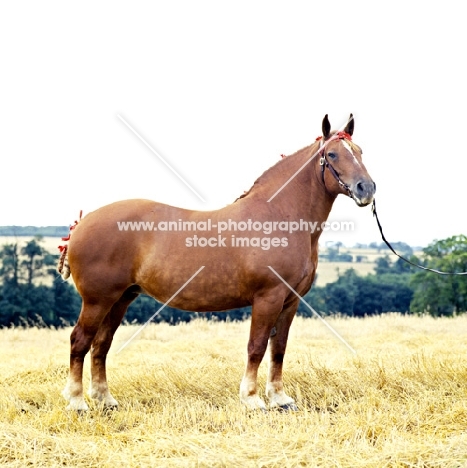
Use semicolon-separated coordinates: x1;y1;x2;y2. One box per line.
0;236;64;255
315;247;424;286
315;260;376;286
1;314;467;467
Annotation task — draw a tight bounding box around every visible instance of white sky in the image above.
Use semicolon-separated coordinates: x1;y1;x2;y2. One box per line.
1;2;465;247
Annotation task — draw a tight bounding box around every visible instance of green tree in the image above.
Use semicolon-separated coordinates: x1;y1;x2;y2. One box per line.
0;243;20;286
375;255;419;275
410;235;467;315
0;238;81;327
375;255;392;275
21;237;55;286
50;277;81;326
302;267;414;317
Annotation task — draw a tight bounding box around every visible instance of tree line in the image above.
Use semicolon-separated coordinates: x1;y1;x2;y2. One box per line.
0;235;466;327
0;226;69;237
0;239;80;326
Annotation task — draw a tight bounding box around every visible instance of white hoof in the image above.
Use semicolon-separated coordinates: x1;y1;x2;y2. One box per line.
65;397;89;411
240;394;268;411
267;384;297;410
88;383;118;408
62;380;89;411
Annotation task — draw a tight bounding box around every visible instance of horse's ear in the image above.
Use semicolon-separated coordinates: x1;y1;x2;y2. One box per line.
322;114;331;139
344;113;354;136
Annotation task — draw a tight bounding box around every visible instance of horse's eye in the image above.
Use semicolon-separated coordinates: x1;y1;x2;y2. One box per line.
327;152;336;160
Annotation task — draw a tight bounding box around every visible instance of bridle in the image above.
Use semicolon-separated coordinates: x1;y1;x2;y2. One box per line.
316;132;354;198
315;132;467;276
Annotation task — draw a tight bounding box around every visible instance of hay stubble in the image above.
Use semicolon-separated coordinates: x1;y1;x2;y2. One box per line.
1;314;467;467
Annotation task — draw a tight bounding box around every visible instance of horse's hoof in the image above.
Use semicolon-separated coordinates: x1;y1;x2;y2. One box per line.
277;403;299;412
65;398;89;412
102;404;119;413
240;394;268;412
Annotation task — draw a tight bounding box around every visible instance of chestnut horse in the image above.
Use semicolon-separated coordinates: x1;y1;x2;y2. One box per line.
60;114;375;411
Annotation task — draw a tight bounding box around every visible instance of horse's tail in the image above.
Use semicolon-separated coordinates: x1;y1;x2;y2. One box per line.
57;244;71;280
57;210;82;281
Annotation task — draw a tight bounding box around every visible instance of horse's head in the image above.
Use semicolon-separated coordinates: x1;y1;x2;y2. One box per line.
318;114;375;207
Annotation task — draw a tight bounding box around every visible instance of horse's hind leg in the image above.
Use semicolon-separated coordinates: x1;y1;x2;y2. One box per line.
266;298;299;411
62;301;114;411
88;288;139;408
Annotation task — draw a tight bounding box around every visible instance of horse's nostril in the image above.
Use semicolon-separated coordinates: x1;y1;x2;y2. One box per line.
355;180;375;196
355;180;376;197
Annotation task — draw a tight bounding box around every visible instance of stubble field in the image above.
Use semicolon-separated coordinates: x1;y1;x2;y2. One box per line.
1;314;467;467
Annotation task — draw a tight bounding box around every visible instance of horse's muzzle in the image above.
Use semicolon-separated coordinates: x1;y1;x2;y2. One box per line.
352;180;376;207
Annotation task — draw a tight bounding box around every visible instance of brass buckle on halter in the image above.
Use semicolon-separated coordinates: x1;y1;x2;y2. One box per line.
319;156;325;166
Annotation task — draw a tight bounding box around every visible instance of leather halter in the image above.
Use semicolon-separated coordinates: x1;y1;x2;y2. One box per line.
317;132;354;198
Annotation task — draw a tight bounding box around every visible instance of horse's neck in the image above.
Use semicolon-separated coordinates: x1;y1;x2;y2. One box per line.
247;142;336;223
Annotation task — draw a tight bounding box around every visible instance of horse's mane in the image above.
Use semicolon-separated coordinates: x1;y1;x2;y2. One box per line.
233;142;317;203
233;132;361;201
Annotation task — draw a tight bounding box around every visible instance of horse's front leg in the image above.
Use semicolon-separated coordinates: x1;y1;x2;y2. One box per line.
266;298;299;411
240;292;285;411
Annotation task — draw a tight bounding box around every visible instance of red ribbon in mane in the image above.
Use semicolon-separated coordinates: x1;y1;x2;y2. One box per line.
336;131;352;141
316;132;352;142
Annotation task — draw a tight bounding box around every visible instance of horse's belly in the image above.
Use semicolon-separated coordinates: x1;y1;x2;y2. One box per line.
137;261;251;312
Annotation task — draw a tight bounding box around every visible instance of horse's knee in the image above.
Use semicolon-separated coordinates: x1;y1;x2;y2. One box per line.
70;320;102;356
91;332;112;355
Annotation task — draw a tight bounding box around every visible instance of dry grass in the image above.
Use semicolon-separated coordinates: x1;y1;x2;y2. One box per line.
1;314;467;467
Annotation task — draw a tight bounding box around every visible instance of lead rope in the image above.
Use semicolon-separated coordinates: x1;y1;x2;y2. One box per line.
372;199;467;275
